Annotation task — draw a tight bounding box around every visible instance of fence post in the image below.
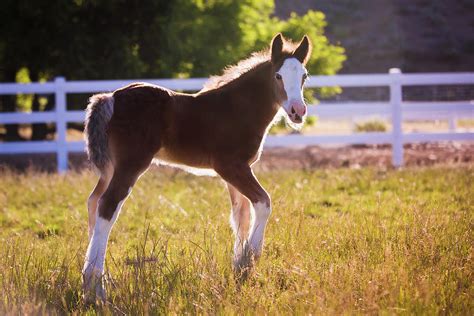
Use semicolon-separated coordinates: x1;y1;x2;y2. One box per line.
389;68;403;167
55;77;68;173
448;114;457;132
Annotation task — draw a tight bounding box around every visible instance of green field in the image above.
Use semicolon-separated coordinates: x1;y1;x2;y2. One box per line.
0;166;472;314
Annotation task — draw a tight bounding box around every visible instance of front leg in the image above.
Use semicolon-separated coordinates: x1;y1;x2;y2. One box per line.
216;163;271;274
226;183;251;266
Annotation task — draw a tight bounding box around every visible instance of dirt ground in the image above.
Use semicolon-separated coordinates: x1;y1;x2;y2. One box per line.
0;142;473;173
256;142;474;171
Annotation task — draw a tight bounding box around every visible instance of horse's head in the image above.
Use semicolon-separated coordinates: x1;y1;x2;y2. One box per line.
270;33;312;126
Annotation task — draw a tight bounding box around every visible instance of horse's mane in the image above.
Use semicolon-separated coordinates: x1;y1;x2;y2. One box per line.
201;51;269;92
201;40;299;92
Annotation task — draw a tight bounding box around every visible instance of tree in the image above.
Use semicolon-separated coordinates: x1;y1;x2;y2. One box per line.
0;0;345;140
0;0;76;140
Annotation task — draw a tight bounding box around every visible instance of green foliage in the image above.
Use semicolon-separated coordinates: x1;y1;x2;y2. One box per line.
0;1;345;130
269;115;317;134
0;0;345;81
305;114;317;126
458;119;474;128
355;120;388;133
281;11;345;100
14;68;32;112
0;166;472;313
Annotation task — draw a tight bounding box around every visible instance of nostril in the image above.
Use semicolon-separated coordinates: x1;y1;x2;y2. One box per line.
302;107;307;115
291;107;295;114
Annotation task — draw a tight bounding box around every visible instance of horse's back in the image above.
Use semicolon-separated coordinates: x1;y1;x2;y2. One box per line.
112;82;173;113
106;83;174;162
106;82;263;170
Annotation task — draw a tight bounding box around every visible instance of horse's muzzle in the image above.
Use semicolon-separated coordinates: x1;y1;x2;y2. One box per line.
286;100;306;124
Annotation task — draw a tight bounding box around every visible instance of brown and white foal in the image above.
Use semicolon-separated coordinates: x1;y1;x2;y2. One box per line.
83;33;312;302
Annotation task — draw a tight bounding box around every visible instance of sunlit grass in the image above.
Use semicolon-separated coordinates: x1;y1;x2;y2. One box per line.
0;166;472;314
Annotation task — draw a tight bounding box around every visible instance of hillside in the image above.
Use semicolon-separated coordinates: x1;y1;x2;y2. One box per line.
275;0;474;74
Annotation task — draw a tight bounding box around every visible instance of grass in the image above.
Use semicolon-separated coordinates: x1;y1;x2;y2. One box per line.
0;165;472;314
355;120;388;133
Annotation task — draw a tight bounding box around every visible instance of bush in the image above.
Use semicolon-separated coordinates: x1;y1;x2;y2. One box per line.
354;120;387;132
269;115;318;134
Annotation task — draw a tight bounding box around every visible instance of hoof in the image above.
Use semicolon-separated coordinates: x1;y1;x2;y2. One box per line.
233;243;259;282
83;272;106;305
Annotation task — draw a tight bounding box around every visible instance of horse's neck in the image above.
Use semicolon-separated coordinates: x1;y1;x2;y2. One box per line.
226;63;279;128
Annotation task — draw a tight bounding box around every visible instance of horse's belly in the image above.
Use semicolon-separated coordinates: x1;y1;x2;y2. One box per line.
153;148;217;176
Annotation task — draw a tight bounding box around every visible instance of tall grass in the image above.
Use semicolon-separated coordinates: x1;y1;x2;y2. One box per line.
0;166;472;314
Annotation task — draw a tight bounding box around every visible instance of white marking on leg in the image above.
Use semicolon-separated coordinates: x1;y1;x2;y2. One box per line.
83;199;124;278
248;201;272;257
230;206;246;255
229;195;252;257
230;210;240;252
229;196;243;244
82;187;131;301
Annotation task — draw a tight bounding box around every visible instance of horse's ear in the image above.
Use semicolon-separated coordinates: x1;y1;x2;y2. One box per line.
293;35;312;64
271;33;284;63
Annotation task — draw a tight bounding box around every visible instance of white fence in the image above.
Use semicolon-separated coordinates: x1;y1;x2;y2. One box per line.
1;69;473;172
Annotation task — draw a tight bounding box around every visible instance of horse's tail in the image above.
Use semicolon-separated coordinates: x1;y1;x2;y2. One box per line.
84;93;114;172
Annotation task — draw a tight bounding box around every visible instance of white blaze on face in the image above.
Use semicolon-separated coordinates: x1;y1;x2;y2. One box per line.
277;58;308;124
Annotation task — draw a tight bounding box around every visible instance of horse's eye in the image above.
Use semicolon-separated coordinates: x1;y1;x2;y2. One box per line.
302;73;308;81
275;73;282;80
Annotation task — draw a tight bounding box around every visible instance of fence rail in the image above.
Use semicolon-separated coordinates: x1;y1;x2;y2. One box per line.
1;69;474;172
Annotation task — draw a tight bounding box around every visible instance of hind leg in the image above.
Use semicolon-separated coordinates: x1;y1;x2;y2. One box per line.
87;166;113;239
227;183;251;267
82;163;147;303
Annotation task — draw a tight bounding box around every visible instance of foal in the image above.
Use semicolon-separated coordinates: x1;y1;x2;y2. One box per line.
83;33;312;302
